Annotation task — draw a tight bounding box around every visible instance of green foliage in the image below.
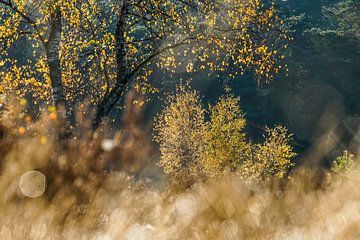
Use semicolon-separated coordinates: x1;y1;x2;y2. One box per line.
331;150;354;174
154;86;296;183
323;0;360;43
302;0;360;69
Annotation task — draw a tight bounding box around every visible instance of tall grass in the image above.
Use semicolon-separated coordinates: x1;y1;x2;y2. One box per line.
0;98;360;239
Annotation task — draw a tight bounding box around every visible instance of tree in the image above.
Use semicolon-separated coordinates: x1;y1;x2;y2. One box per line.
0;1;66;114
323;0;360;44
200;95;252;178
267;0;360;147
249;126;295;179
304;0;360;56
0;0;117;119
154;85;295;183
153;85;206;182
1;0;289;129
299;0;360;119
94;0;290;128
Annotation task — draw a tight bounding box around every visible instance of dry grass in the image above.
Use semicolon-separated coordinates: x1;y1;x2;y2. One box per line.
0;100;360;239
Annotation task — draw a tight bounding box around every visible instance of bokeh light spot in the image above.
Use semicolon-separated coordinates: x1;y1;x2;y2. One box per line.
19;170;46;198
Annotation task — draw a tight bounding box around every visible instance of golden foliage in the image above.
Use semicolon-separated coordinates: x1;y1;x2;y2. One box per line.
246;126;296;179
154;86;295;183
153;85;206;182
0;0;289;106
201;96;252;178
0;0;118;105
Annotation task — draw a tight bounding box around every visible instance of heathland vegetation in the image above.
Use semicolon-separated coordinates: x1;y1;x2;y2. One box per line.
0;0;359;239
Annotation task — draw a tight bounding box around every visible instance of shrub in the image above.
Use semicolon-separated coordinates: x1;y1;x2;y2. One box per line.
154;85;296;183
200;95;252;178
247;126;296;179
153;85;206;182
331;150;354;174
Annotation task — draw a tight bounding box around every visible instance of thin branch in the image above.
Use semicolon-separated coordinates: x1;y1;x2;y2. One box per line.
0;0;46;46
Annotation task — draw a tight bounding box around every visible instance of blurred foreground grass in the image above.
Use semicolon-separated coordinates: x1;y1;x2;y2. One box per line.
0;99;360;239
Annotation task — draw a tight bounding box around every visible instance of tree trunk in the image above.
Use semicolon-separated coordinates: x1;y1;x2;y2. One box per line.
46;8;67;112
92;79;127;129
46;7;71;138
92;0;129;129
